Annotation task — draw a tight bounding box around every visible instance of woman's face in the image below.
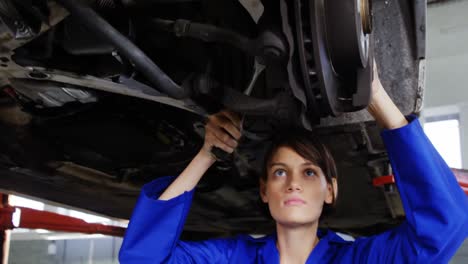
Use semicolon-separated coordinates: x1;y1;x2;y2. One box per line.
261;146;336;226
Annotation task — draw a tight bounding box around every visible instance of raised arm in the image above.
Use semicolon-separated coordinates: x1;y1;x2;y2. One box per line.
348;64;468;263
119;111;242;263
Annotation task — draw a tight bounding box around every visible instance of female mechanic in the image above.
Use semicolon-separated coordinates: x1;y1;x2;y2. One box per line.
119;65;468;263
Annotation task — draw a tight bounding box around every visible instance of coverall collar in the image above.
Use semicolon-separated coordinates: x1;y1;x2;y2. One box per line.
261;229;350;264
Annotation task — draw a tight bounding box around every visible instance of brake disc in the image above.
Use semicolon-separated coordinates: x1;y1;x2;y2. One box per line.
291;0;374;118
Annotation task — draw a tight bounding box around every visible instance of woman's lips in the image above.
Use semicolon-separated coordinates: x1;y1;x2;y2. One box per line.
284;198;306;206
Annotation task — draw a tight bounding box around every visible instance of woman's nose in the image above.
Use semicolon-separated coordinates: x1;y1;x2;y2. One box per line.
286;178;303;192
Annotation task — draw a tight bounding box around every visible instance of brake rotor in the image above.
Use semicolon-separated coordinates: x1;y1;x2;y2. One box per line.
325;0;372;76
292;0;374;118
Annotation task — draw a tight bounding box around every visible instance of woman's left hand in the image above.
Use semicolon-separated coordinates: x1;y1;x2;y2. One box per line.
366;59;408;130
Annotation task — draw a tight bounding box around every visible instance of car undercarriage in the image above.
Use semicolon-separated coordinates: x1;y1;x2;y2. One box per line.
0;0;426;237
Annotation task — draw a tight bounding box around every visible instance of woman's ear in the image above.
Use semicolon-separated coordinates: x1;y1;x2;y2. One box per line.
259;179;268;203
325;178;338;204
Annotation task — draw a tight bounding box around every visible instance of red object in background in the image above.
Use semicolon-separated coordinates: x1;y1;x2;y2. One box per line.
452;168;468;195
373;168;468;196
0;200;126;237
372;175;395;187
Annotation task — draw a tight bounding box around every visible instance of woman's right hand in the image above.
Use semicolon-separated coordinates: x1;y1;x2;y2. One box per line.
159;111;242;200
199;111;242;160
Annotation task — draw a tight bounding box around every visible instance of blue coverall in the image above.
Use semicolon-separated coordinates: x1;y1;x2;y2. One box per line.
119;116;468;263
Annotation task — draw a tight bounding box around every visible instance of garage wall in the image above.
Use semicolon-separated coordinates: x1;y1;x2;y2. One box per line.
9;237;122;264
425;0;468;107
424;0;468;169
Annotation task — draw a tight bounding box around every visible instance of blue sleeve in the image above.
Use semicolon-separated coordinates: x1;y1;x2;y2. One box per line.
118;176;236;263
351;115;468;263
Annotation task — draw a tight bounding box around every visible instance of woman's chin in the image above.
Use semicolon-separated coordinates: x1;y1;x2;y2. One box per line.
275;215;318;228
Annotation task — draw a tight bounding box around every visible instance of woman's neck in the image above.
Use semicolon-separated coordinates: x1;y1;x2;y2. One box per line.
276;222;320;264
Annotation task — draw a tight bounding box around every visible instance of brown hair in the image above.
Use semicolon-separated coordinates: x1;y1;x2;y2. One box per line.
260;128;338;217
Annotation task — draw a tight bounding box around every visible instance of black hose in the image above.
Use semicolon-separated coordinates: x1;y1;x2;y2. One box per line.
152;19;257;57
56;0;190;99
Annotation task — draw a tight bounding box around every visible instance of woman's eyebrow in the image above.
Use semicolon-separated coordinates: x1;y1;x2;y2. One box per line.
269;162;318;168
269;162;287;168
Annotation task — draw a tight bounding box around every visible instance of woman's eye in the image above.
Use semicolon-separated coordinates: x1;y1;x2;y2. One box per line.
305;169;316;177
274;169;286;177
